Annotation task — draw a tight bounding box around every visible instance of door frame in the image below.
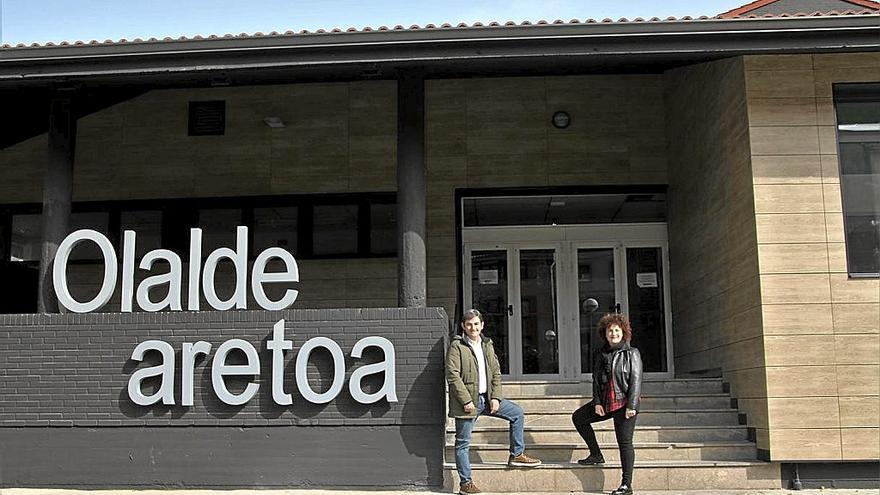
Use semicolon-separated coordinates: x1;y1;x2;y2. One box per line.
462;223;675;380
463;242;568;380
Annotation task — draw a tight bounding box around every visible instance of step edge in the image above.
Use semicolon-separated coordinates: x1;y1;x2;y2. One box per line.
442;460;776;468
506;393;732;398
445;442;759;448
447;425;750;431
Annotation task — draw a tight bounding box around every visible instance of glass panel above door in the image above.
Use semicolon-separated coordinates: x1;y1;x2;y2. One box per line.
520;249;559;375
463;193;666;227
577;248;617;375
626;247;668;372
470;250;510;374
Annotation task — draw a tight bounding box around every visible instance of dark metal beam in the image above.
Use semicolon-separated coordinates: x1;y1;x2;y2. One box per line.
396;72;426;308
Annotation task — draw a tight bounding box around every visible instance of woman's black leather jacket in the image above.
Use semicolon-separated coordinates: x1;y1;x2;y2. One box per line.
591;342;644;411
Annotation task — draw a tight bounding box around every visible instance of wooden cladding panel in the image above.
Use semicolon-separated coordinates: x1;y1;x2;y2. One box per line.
769;429;842;461
746;53;880;462
767;397;840;429
842;428;880;460
839;396;880;428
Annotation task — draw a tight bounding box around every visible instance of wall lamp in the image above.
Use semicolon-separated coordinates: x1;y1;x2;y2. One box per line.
263;116;286;129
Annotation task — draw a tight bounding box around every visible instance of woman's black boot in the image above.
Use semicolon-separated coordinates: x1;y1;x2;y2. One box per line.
610;484;632;495
576;453;605;465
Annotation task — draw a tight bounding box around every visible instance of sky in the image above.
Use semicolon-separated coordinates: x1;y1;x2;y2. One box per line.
1;0;750;45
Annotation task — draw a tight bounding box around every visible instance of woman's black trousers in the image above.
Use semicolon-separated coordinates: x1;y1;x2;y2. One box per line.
571;403;637;486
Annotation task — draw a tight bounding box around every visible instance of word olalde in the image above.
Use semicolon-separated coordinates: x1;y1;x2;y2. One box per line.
53;226;298;313
128;319;398;406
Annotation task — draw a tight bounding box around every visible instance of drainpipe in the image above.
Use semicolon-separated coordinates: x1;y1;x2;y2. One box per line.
791;463;803;490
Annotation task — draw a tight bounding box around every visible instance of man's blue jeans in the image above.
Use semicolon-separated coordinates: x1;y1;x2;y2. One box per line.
454;394;526;484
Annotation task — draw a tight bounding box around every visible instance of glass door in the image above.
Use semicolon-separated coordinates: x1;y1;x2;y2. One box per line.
464;227;673;380
574;243;671;376
575;248;619;376
465;245;563;379
467;249;511;374
517;248;560;377
623;246;669;373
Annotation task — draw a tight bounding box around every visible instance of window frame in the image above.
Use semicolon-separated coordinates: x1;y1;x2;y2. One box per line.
833;82;880;278
0;192;397;264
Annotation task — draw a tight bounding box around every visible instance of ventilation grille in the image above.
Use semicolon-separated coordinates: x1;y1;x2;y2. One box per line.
188;101;225;136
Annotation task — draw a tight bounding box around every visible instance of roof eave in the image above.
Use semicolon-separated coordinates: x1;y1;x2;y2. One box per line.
1;15;877;85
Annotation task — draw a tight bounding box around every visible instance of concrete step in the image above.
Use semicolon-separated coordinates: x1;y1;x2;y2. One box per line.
451;425;750;445
502;379;724;397
506;394;733;412
442;460;781;491
446;409;742;428
445;441;758;462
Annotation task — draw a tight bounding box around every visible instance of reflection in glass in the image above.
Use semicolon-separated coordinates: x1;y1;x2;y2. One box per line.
254;207;298;253
626;247;667;372
314;205;358;256
199;208;242;253
834;84;880;275
370;203;396;254
577;249;616;374
120;211;162;258
520;249;558;375
470;250;509;374
10;215;41;262
69;212;111;261
463;194;667;227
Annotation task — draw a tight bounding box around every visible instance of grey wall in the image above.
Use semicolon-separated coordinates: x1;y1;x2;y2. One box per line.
0;307;448;487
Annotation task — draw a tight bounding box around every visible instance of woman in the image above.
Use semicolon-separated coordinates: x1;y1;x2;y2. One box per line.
571;313;643;495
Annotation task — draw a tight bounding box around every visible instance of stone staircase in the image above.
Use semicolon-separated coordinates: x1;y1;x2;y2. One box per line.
443;378;781;492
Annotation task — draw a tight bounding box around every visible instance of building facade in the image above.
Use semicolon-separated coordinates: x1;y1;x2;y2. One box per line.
1;0;878;489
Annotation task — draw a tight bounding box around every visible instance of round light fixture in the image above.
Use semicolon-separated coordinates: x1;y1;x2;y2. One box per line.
551;111;571;129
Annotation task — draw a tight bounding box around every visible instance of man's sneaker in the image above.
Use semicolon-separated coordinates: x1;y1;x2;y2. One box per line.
459;480;481;495
577;453;605;465
508;452;542;467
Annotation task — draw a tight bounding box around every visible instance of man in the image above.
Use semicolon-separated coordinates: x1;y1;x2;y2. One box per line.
446;308;541;495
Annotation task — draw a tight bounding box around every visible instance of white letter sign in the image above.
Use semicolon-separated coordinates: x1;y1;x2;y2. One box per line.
54;229;118;313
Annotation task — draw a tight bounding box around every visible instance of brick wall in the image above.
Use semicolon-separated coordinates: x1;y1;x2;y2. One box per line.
0;307;448;487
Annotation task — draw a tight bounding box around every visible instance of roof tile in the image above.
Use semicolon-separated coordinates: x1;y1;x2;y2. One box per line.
1;11;878;51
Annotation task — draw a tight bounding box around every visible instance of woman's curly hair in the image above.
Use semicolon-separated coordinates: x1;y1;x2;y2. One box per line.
597;313;633;343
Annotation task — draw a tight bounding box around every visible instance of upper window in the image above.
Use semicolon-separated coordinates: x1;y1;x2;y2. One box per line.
834;83;880;277
10;214;41;262
313;204;359;256
253;206;298;253
463;193;667;227
120;210;162;257
68;212;111;261
1;193;396;264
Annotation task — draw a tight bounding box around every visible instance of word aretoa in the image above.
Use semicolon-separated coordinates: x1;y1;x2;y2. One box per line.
128;319;397;406
53;226;298;313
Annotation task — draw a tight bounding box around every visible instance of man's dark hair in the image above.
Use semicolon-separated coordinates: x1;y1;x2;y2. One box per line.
461;308;484;323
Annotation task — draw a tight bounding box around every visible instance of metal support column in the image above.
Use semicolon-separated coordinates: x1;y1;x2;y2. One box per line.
38;93;77;313
396;72;426;308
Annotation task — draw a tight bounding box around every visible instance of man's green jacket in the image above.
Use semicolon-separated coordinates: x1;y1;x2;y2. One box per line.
446;334;503;418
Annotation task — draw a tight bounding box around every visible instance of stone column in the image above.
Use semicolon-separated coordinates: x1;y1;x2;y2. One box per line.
396;73;426;308
38;93;77;313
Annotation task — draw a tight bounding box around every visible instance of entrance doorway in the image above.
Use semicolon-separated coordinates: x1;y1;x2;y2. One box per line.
463;223;673;380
